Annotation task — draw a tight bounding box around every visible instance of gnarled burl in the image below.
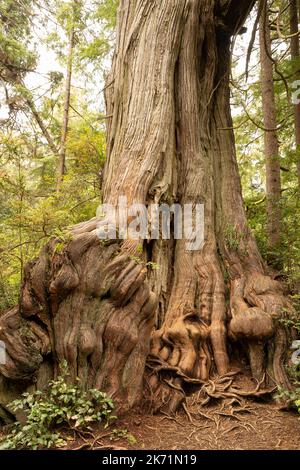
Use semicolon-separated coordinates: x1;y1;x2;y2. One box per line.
0;0;293;421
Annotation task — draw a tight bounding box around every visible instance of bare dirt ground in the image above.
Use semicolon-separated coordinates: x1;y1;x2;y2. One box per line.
65;398;300;451
1;398;299;450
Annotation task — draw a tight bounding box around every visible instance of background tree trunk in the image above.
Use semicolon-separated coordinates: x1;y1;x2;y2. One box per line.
290;0;300;188
259;4;282;256
57;5;76;190
22;88;59;156
0;0;293;419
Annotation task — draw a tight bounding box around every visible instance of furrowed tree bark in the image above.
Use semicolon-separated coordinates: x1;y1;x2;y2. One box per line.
290;0;300;188
259;4;282;257
0;0;293;422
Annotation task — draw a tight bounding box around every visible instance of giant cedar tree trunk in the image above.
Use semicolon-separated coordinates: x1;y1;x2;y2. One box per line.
0;0;293;419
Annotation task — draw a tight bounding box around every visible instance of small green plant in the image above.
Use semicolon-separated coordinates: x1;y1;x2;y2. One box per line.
146;261;160;270
224;223;247;254
54;242;65;254
224;224;240;251
52;230;72;244
130;255;143;265
276;383;300;414
110;428;137;445
100;239;111;247
279;306;300;334
276;359;300;414
129;256;160;270
0;361;115;450
137;244;143;254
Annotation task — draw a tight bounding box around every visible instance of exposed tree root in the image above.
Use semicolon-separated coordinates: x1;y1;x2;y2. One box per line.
145;353;280;415
197;373;277;404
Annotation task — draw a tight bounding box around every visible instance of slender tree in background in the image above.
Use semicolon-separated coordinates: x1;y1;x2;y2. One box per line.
290;0;300;188
259;3;282;256
0;1;60;155
24;92;59;156
57;0;79;190
0;0;294;417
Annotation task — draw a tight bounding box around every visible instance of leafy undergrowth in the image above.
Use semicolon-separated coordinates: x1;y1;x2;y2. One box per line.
0;361;136;450
276;364;300;414
1;365;299;450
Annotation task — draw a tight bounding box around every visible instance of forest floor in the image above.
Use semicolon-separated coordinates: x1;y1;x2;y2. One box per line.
1;372;299;450
66;400;300;451
64;372;300;451
2;399;299;450
110;401;300;450
61;375;300;452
